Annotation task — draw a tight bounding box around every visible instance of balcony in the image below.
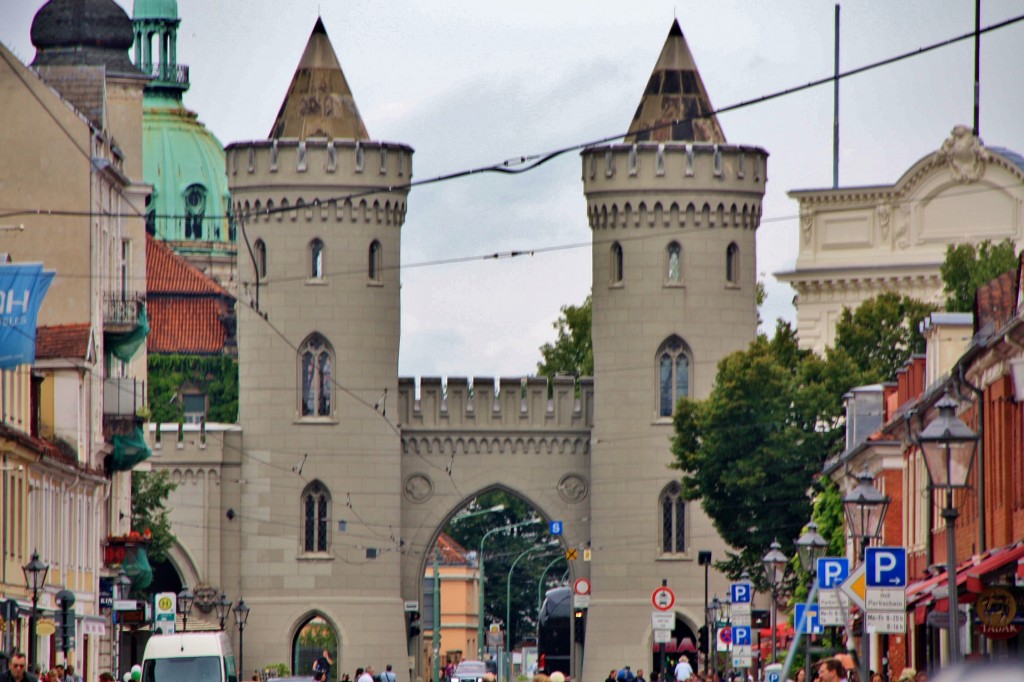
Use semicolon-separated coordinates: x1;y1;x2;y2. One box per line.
104;292;146;332
146;63;189;86
103;377;145;441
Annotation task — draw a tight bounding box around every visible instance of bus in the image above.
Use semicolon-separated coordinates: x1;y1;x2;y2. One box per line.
536;587;571;676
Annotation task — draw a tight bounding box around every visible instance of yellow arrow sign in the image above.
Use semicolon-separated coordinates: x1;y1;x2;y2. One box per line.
839;562;867;611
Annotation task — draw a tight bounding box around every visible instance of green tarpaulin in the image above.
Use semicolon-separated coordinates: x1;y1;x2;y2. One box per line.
108;305;150;362
110;425;152;472
123;544;153;592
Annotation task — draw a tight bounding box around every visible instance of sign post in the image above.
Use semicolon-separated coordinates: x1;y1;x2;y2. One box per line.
864;548;907;634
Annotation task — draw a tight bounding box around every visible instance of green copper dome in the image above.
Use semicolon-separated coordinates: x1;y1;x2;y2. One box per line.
133;0;178;20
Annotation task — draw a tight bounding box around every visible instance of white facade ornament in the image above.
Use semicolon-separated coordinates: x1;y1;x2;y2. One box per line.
801;209;814;246
877;205;891;240
938;125;988;183
895;205;911;250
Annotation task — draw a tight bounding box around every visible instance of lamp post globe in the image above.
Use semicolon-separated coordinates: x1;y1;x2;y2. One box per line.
761;539;788;664
795;520;828;682
177;585;195;632
216;593;233;631
234;598;251;676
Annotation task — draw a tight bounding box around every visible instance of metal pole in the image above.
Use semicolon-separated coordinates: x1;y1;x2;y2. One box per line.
710;619;717;681
703;562;710;676
770;587;777;665
433;548;442;682
28;588;38;670
832;3;841;189
944;496;961;664
238;621;245;679
973;0;981;136
859;539;870;682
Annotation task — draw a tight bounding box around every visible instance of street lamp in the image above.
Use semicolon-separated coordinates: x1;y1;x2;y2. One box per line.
506;545;557;680
536;555;567;620
477;519;541;660
913;394;978;665
795;522;828;682
177;584;195;632
705;596;721;680
22;550;49;670
843;469;890;682
114;568;132;676
761;539;788;664
215;593;233;631
233;598;250;677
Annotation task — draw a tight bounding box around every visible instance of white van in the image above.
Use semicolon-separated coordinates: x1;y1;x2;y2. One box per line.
142;631;239;682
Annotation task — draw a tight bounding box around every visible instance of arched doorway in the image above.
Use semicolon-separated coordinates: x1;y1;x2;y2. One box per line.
293;614;339;679
651;615;697;682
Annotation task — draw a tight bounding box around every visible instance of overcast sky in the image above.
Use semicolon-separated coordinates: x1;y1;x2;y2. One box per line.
3;1;1023;379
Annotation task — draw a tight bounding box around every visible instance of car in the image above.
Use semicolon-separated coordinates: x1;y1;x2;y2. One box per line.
451;660;490;682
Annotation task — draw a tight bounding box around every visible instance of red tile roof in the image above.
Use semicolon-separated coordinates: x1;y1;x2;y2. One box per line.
146;236;232;297
146;235;235;355
437;532;471;565
147;298;228;355
36;324;91;360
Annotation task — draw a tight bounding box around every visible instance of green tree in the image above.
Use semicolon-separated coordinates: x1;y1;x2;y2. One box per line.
131;469;179;563
537;295;593;380
148;354;239;423
671;321;862;587
833;292;935;381
940;239;1018;312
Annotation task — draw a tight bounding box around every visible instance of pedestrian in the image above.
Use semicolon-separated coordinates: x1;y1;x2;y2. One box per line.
364;665;377;682
380;664;396;682
617;666;636;682
98;674;115;682
912;674;926;682
674;656;695;682
1;652;38;682
313;649;334;682
817;659;845;682
636;669;648;682
357;666;374;682
607;670;618;682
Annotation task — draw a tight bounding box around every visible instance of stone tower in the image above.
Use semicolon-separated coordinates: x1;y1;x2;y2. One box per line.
225;18;413;671
581;20;769;674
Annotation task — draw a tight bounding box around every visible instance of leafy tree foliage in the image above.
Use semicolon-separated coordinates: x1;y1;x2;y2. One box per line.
131;469;179;563
833;292;935;381
940;239;1018;312
671;321;862;588
442;491;560;653
537;296;593;380
148;354;238;423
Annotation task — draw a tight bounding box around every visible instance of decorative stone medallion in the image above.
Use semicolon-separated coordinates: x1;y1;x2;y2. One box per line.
404;474;433;503
557;474;589;503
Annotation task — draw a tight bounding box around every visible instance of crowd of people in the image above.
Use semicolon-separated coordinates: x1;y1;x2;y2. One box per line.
0;651;88;682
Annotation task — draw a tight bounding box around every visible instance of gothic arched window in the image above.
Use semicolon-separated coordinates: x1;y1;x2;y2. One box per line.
302;481;331;553
667;241;682;282
657;335;690;417
726;242;740;284
184;184;207;239
369;240;382;281
310;239;324;279
660;482;686;554
300;334;333;417
611;242;624;284
254;239;267;279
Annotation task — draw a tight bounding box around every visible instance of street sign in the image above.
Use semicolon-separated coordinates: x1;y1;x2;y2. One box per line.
652;586;675;611
574;595;591;609
817;557;850;590
404;600;420;612
549;521;564;536
583;548;592;562
154;592;176;635
732;625;752;647
652;612;675;630
765;664;783;682
113;599;139;612
731;612;752;627
865;548;907;587
717;627;732;652
574;578;591;595
839;563;867;612
730;582;753;604
654;629;672;644
866;611;906;634
794;603;823;635
566;548;579;561
732;656;753;669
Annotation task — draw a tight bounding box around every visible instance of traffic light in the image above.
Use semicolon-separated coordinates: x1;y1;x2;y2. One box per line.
697;625;709;653
573;609;586;644
752;609;770;628
407;610;421;638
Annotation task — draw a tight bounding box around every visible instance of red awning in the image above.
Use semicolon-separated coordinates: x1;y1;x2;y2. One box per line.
966;543;1024;593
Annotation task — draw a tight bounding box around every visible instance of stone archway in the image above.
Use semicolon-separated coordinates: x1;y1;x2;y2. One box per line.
650;614;698;682
292;612;340;680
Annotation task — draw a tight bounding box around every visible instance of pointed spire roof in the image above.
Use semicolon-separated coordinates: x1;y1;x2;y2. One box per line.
625;19;725;144
269;18;369;141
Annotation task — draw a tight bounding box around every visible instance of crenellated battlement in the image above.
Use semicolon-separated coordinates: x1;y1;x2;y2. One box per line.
397;375;594;431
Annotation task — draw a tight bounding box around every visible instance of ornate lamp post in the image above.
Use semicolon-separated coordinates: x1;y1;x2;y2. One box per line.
476;519;540;660
177;584;195;632
705;596;721;680
22;551;49;670
216;593;233;631
795;522;828;682
233;598;251;677
761;539;788;664
506;545;555;681
843;469;890;682
913;394;978;665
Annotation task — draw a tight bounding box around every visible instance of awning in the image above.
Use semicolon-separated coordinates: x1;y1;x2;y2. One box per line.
966;543;1024;594
906;557;976;625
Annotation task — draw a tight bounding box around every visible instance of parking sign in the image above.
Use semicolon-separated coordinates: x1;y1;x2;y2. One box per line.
817;557;849;590
865;547;907;587
730;582;752;604
732;625;752;647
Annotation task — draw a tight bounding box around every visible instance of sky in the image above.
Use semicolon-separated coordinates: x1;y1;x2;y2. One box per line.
2;0;1023;379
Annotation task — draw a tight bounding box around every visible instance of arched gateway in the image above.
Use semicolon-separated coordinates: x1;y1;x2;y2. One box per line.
149;15;767;682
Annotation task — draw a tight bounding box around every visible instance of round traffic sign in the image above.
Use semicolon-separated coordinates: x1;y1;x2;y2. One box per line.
652;586;675;610
574;577;592;596
718;627;732;646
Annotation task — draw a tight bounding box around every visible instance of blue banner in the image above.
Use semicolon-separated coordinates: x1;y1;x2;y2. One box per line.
0;263;55;369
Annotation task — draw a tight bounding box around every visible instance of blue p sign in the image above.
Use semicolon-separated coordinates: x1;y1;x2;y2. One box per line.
817;557;849;590
768;673;780;682
730;582;752;604
732;625;752;646
865;547;907;587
